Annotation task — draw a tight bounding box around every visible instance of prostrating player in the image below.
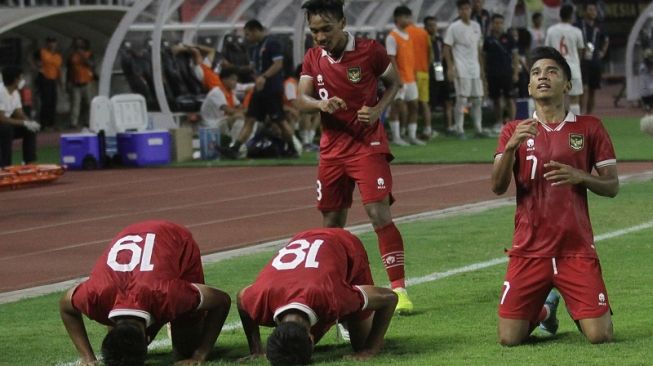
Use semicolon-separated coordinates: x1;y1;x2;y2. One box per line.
296;0;414;314
237;228;398;365
59;220;231;366
491;47;619;346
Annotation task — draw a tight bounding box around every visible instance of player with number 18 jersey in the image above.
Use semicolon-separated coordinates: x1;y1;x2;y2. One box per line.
239;228;373;341
71;220;205;328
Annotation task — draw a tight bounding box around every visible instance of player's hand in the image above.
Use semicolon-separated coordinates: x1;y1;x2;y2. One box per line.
543;160;586;186
357;105;380;124
319;97;347;114
505;119;537;151
237;353;265;363
255;76;266;91
23;120;41;132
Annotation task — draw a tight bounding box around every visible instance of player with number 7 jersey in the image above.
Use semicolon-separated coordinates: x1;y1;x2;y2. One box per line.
59;220;231;366
237;228;398;364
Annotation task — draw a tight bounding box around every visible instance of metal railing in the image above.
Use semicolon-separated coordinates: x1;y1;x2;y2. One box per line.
0;0;135;7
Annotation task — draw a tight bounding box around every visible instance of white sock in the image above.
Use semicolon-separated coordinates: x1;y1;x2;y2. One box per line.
390;121;401;140
455;97;467;133
300;130;310;145
570;103;581;115
308;130;316;144
408;123;418;139
423;126;432;136
471;98;483;133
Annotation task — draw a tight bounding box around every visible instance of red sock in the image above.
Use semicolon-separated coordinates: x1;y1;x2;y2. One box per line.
375;222;405;288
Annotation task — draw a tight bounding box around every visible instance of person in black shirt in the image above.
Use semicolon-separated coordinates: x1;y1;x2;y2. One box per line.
424;15;455;134
472;0;491;36
577;2;609;114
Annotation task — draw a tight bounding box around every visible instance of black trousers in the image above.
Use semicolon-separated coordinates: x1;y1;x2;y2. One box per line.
38;74;58;128
0;123;37;167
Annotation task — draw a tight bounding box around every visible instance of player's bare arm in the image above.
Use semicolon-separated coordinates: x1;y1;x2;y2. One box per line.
255;58;283;91
345;286;398;360
491;119;539;194
543;162;619;197
59;287;98;365
175;284;231;364
358;63;400;125
443;44;456;80
236;287;265;359
296;76;347;114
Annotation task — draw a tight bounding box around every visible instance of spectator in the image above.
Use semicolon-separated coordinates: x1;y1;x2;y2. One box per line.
67;37;95;128
483;14;519;127
285;63;319;152
545;4;584;115
386;5;424;146
221;32;253;83
639;49;653;112
512;0;529;29
35;37;62;130
444;0;487;138
222;20;298;159
407;15;436;140
529;12;546;50
577;2;609;114
471;0;492;36
0;66;40;168
425;15;455;135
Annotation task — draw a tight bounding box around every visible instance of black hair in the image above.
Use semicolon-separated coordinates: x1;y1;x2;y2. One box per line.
423;15;436;24
393;5;412;18
529;46;572;82
532;12;542;22
219;67;238;80
491;13;504;21
266;322;313;366
559;4;574;21
244;19;264;31
1;66;22;85
101;322;147;366
456;0;471;8
301;0;345;22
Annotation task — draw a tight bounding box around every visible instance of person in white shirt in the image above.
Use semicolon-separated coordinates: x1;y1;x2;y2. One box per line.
200;68;247;144
529;12;546;50
545;4;584;115
0;66;40;167
443;0;486;139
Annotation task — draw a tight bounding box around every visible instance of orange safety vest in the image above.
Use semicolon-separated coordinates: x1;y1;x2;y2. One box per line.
406;24;431;73
40;48;62;80
200;64;235;108
388;30;416;83
69;50;94;85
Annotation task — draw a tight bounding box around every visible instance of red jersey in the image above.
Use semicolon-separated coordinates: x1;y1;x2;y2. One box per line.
71;220;204;328
301;34;392;163
495;113;616;258
240;228;373;340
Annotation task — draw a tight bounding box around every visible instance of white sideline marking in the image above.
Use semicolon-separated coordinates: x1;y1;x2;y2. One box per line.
55;220;653;366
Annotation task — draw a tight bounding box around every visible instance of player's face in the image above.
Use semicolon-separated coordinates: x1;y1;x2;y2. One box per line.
307;14;346;54
528;59;570;100
223;74;238;90
395;14;411;29
585;5;597;20
425;19;438;36
458;4;472;21
491;17;504;33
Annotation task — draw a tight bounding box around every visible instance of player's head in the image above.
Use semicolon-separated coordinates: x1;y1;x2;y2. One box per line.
490;13;504;34
528;47;572;99
302;0;347;55
266;311;313;366
1;66;23;88
472;0;484;11
219;67;239;90
584;2;598;21
45;36;57;50
456;0;472;21
392;6;412;28
532;12;542;27
101;319;147;366
559;4;574;22
424;16;438;36
243;19;265;43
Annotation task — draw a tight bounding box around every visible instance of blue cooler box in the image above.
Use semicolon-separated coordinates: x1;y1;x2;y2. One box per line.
60;133;102;170
198;127;221;160
117;130;171;166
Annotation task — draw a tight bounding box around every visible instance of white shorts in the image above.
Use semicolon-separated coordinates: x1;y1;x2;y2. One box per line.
569;78;583;96
454;77;484;98
395;82;419;101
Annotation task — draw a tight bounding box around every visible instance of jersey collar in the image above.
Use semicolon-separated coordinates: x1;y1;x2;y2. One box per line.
321;32;355;64
533;111;576;132
273;302;318;326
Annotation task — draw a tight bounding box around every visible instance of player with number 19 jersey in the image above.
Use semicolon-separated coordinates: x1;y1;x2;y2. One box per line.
239;228;373;341
71;220;204;327
495;112;616;258
301;35;392;163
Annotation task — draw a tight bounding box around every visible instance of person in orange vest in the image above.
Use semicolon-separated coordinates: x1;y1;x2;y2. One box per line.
406;18;435;140
36;37;63;130
386;6;424;146
67;37;95;128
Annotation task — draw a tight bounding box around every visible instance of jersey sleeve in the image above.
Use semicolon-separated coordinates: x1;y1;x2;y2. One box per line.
495;121;516;159
268;39;284;62
590;119;616;169
301;51;316;78
385;34;397;56
444;24;454;46
371;41;392;77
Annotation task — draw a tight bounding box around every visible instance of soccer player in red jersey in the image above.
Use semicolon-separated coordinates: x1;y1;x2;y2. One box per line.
296;0;413;314
237;228;397;365
59;221;231;366
492;47;619;346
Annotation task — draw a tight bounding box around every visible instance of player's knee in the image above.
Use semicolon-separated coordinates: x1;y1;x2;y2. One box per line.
498;334;524;347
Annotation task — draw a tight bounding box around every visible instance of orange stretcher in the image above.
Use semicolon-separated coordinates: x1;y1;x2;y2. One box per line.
0;164;65;190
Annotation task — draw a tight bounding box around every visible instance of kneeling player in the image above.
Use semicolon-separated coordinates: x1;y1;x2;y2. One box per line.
237;228;398;365
59;220;231;366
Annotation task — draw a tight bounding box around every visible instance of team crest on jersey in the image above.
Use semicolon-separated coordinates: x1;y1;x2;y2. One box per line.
347;66;362;83
569;133;584;151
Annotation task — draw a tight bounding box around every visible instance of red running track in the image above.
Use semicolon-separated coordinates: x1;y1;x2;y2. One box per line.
1;162;651;293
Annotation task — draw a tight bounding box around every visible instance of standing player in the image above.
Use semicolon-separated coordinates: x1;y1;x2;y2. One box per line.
295;0;413;313
59;220;231;366
491;47;618;346
577;2;609;115
237;228;398;364
545;4;584;115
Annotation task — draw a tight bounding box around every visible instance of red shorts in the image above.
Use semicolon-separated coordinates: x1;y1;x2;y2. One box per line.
498;256;610;323
316;154;394;211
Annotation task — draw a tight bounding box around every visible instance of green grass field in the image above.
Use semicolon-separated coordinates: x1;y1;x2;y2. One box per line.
14;116;653;166
1;177;652;365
